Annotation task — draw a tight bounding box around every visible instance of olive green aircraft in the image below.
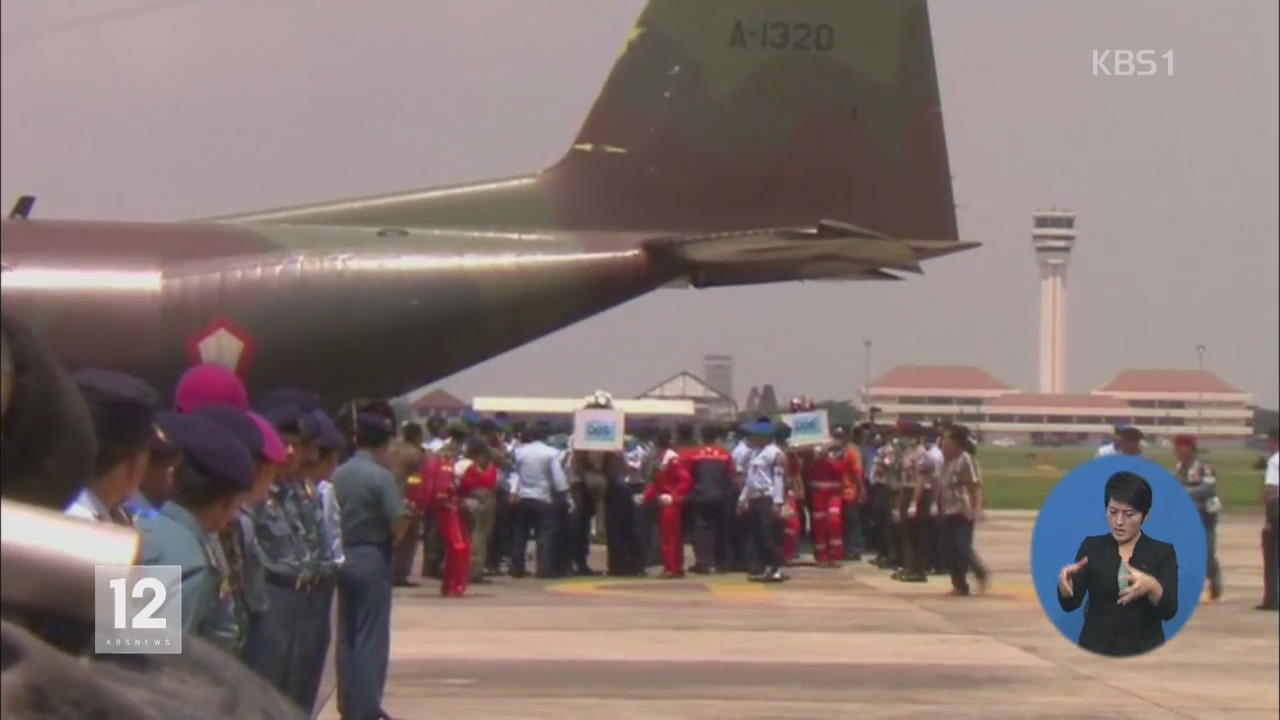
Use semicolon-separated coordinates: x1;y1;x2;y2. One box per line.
1;0;975;403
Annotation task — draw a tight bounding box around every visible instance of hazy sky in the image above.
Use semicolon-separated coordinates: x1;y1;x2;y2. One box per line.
2;0;1277;407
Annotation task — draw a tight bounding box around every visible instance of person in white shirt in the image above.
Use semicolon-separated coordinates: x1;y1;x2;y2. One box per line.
65;369;160;525
1259;428;1279;611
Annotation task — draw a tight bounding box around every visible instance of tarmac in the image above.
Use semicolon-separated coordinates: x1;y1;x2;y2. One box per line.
317;511;1278;719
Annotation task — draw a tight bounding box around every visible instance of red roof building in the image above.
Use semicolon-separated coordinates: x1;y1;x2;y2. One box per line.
410;388;468;418
863;365;1252;446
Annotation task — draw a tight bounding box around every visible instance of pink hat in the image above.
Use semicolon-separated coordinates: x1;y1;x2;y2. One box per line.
175;364;249;414
248;411;288;464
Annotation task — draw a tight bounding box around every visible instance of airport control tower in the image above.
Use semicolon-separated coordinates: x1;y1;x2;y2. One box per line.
1032;209;1077;394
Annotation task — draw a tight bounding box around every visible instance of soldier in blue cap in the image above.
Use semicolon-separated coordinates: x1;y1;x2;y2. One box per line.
66;369;161;525
333;411;409;720
289;407;344;715
136;411;256;634
187;404;266;656
736;419;789;582
123;427;182;521
245;403;316;697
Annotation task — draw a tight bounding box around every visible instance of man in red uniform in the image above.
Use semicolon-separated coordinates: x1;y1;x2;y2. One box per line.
683;425;737;574
835;426;866;561
806;442;846;567
642;429;693;578
427;437;497;597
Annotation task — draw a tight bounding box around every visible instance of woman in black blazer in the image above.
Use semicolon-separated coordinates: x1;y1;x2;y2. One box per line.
1058;471;1179;657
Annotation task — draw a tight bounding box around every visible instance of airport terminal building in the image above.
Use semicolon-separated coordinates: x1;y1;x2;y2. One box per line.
863;365;1254;446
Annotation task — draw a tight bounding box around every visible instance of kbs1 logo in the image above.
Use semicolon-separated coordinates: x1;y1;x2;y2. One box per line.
1092;50;1174;77
94;565;182;654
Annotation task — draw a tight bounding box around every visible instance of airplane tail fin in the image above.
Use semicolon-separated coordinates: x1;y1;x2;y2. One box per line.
214;0;958;242
546;0;958;239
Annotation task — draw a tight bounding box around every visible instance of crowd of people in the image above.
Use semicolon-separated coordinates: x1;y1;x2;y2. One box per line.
394;398;991;598
34;357;416;719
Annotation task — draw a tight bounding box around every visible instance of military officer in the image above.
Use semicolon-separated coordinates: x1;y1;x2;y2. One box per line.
333;411;410;720
245;403;316;697
65;369;161;525
123;430;182;521
1172;435;1223;601
390;422;426;586
136;412;256;635
236;411;288;667
737;419;788;583
289;408;345;715
185;403;276;655
868;427;895;569
482;422;515;576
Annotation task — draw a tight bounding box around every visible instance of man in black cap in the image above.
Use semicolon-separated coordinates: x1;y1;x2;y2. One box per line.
136;412;256;635
66;368;160;525
333;411;408;720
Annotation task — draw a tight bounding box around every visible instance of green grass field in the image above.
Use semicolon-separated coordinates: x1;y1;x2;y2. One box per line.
977;447;1271;511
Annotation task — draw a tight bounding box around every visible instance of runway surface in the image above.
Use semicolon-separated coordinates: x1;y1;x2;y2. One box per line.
318;510;1278;719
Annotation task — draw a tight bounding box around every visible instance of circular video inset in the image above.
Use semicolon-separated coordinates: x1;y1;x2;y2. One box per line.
1030;455;1208;657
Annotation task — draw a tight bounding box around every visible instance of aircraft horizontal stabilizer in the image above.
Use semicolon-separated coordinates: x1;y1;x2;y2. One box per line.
644;225;978;289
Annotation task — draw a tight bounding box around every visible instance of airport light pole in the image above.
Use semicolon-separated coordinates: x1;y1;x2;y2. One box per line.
1195;344;1206;436
863;339;872;413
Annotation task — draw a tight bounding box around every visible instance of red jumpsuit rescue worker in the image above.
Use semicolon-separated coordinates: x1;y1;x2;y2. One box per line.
807;442;846;567
431;437;496;597
642;429;693;578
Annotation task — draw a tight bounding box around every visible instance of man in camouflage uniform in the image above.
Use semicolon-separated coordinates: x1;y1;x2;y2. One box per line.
871;427;902;569
893;424;927;582
287;408;343;714
1173;434;1223;601
390;422;427;586
246;403;315;699
477;420;513;578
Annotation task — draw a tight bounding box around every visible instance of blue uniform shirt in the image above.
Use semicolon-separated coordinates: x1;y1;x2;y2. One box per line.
251;484;312;577
738;443;787;505
508;441;569;502
333;451;405;546
137;501;223;634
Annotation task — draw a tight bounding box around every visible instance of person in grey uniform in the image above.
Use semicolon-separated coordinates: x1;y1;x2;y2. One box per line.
245;403;316;698
1172;434;1223;601
289;407;345;715
333;411;410;720
186;403;276;656
136;411;256;634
